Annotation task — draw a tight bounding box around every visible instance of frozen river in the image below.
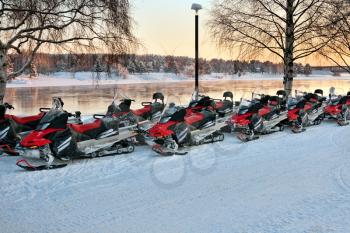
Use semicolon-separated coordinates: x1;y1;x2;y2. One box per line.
4;78;350;115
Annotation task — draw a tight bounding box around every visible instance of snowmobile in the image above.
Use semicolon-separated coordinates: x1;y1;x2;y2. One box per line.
106;92;165;122
228;90;288;142
105;92;165;132
324;91;350;126
0;99;81;156
187;91;234;118
16;98;137;170
287;89;327;133
146;100;226;156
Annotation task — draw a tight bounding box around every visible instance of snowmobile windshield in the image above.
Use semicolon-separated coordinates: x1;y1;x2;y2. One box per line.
36;109;68;130
238;105;249;114
159;103;179;123
287;98;298;110
238;99;252;114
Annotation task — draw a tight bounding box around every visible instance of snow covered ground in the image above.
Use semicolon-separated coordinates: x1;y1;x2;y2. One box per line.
7;71;350;88
1;121;350;233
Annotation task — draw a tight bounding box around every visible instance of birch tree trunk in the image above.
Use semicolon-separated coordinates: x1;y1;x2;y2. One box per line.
283;0;295;96
0;43;7;104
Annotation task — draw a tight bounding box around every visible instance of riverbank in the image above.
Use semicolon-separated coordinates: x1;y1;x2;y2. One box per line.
7;71;350;88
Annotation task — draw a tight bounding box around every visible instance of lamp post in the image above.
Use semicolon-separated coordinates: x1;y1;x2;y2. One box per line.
191;3;202;100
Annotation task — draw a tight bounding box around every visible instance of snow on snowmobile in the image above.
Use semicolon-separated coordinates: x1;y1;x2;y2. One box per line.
16;98;137;170
146;99;226;156
0;99;81;156
228;90;288;142
287;89;327;133
324;91;350;126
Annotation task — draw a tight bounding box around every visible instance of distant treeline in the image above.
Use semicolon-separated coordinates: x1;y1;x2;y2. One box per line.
7;53;312;77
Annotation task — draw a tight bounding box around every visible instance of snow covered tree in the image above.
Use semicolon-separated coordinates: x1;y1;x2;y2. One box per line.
209;0;333;95
0;0;136;103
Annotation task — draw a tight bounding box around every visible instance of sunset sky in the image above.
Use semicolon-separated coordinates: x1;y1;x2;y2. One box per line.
133;0;229;58
132;0;330;66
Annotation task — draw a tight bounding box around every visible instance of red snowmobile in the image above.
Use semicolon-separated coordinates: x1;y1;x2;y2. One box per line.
107;92;165;123
146;96;227;156
228;90;288;141
324;91;350;126
16;98;137;170
287;89;327;133
187;91;234;118
0;100;81;155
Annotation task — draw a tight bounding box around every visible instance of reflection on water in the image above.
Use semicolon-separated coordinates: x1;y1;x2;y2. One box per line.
4;79;350;115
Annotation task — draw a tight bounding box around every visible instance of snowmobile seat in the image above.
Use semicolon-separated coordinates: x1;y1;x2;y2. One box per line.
347;91;350;96
70;119;102;134
185;110;216;129
10;112;45;126
133;105;151;117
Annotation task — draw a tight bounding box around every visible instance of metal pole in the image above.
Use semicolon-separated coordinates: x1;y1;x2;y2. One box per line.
195;14;199;95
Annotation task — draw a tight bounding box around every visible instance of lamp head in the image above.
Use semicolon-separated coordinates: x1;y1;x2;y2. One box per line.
191;3;202;13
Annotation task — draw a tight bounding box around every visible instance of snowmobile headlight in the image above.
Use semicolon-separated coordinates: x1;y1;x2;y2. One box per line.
159;117;171;123
30;146;38;149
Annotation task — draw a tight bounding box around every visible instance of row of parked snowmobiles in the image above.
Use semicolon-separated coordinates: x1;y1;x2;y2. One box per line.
229;89;350;141
1;88;349;171
0;91;236;170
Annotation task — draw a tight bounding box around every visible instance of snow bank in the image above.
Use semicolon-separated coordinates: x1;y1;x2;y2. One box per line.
6;71;350;88
1;121;350;232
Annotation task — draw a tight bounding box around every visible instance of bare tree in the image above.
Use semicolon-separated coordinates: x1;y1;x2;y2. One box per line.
209;0;334;95
0;0;136;103
319;1;350;73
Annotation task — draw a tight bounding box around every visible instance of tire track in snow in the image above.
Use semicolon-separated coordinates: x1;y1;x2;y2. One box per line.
334;162;350;194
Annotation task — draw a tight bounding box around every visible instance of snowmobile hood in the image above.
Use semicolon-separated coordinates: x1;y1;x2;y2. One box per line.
20;128;63;147
148;121;176;138
324;104;341;116
288;108;301;121
231;112;252;126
